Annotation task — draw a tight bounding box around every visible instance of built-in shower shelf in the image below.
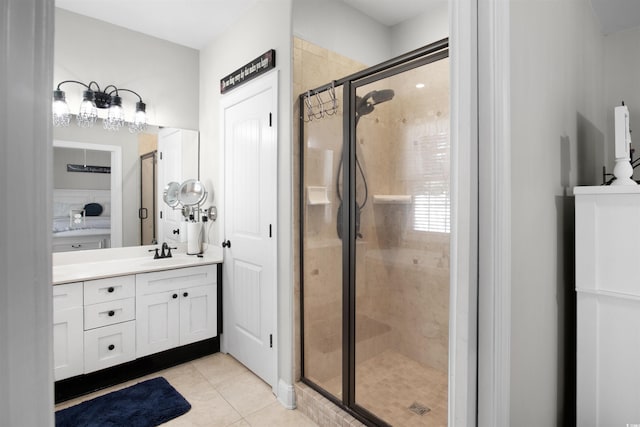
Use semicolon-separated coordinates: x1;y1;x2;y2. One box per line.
373;195;412;204
307;186;330;205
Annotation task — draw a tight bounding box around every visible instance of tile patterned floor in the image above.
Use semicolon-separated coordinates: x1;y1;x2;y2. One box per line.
54;353;317;427
317;350;448;426
354;351;448;426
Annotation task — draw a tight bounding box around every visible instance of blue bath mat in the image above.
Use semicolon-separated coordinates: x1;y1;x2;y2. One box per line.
55;377;191;427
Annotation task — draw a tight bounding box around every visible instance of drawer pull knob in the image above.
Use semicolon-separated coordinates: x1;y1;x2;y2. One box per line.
108;344;115;351
183;292;189;297
107;287;114;293
108;310;115;317
172;294;178;299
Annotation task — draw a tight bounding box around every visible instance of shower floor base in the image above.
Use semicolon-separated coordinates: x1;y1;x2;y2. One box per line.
317;350;447;426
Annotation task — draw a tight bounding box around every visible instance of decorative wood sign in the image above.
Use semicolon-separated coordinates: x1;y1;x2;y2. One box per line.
67;164;111;174
220;49;276;94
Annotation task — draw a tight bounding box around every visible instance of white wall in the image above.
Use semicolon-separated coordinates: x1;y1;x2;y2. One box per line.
509;0;605;425
390;2;449;57
293;0;448;69
604;26;640;176
199;0;294;399
54;8;199;129
54;147;111;189
292;0;390;66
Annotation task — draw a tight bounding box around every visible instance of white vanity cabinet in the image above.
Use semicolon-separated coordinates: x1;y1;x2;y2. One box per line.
53;253;221;395
53;282;84;381
82;275;136;373
136;265;217;357
575;186;640;426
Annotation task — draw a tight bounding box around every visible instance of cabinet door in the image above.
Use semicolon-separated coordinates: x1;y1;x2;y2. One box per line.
136;291;180;357
179;285;217;346
53;306;84;381
84;321;136;373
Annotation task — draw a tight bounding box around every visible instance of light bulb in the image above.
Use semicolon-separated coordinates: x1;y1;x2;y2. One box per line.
52;90;70;127
129;101;147;133
77;90;97;128
104;95;124;131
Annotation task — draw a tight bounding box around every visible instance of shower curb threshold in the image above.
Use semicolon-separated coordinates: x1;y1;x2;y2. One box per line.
295;382;366;427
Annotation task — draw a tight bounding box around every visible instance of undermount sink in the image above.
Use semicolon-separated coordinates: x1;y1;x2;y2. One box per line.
138;253;201;267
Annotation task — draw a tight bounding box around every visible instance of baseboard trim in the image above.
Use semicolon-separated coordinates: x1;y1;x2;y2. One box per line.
55;337;219;404
277;379;296;409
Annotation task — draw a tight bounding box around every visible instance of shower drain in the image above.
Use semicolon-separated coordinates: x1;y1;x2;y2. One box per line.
408;402;431;416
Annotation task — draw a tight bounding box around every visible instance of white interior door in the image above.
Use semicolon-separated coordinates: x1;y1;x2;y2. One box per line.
222;72;278;389
157;129;185;243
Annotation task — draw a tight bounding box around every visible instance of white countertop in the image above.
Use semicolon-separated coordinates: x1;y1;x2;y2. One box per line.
53;244;223;285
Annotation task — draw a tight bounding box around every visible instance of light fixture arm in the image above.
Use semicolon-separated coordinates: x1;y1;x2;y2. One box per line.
106;87;144;103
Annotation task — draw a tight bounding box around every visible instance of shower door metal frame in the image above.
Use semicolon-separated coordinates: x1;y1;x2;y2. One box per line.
299;38;449;427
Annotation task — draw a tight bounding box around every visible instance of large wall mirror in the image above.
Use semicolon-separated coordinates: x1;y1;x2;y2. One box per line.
53;122;165;250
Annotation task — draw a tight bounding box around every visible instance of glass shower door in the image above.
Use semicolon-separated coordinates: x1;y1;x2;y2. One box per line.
301;85;344;398
352;58;450;426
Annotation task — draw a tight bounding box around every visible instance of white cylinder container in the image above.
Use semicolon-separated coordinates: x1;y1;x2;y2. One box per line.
187;222;203;254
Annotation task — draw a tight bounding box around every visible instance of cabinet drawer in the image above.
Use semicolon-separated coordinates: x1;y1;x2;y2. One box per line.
84;298;135;330
53;240;105;253
53;282;83;311
84;275;135;305
136;265;216;296
84;321;135;373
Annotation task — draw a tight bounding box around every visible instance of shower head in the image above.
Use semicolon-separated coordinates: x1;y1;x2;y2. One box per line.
356;89;395;117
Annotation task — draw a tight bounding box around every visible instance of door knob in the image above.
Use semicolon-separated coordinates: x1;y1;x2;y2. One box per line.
222;240;231;248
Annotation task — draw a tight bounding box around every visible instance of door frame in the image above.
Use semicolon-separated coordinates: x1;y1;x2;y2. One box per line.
139;150;157;244
219;70;279;393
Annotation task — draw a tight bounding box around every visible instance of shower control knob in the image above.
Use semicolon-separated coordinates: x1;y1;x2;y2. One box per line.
222;240;231;248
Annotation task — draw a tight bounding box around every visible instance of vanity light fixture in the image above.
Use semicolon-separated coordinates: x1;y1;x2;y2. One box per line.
52;80;147;133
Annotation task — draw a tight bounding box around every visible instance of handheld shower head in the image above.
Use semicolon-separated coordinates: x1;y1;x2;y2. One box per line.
356;89;395;117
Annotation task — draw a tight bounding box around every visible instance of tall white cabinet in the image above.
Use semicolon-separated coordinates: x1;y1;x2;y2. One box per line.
575;186;640;426
157;127;199;244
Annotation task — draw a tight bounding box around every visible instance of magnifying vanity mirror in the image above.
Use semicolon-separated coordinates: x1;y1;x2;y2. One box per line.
163;182;181;208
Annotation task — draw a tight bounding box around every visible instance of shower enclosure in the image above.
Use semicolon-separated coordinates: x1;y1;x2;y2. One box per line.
299;40;450;426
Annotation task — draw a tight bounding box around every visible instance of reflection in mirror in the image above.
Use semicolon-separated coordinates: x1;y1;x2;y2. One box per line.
53;119;161;251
